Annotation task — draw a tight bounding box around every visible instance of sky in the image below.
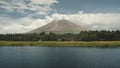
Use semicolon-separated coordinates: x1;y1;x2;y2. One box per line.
0;0;120;33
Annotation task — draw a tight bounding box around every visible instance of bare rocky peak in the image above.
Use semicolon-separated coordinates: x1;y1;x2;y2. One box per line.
28;19;88;34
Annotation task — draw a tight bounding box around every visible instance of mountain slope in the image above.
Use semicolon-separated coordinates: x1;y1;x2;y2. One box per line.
28;20;87;34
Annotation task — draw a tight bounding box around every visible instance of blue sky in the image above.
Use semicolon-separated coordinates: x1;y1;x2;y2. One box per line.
54;0;120;13
0;0;120;33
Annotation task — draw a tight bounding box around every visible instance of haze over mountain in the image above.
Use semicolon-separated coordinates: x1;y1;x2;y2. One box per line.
28;20;87;34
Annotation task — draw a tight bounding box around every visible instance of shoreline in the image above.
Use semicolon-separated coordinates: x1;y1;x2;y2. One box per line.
0;41;120;48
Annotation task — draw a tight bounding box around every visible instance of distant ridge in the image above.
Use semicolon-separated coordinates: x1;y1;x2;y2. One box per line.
28;20;88;34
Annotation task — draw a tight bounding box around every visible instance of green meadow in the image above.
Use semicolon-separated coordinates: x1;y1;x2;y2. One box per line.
0;41;120;48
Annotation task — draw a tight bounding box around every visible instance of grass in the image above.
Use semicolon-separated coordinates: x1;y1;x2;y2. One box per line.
0;41;120;48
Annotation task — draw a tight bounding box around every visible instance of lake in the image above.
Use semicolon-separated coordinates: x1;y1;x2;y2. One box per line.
0;47;120;68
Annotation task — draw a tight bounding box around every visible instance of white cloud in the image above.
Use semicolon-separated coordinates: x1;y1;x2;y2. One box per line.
31;0;58;5
3;24;24;33
0;0;58;15
0;12;120;34
0;17;33;33
25;19;51;30
0;16;53;33
0;0;59;33
47;12;120;30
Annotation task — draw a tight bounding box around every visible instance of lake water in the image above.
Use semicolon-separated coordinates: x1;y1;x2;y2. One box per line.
0;47;120;68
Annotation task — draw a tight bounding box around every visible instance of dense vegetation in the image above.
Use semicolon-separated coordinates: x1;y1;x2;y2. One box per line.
0;30;120;41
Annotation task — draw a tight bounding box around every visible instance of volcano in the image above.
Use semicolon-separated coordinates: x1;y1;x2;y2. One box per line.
28;20;87;34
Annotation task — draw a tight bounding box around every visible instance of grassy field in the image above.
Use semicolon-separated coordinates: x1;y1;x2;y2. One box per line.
0;41;120;48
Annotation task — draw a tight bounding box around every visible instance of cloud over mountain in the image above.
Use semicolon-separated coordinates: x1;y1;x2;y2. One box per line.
0;0;120;34
48;12;120;30
0;12;120;33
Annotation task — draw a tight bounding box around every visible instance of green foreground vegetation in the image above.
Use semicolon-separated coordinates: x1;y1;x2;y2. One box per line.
0;41;120;48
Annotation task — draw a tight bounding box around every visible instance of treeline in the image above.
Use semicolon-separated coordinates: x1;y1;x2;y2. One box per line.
0;30;120;41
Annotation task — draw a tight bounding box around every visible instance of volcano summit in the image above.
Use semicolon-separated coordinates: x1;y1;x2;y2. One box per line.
28;20;87;34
